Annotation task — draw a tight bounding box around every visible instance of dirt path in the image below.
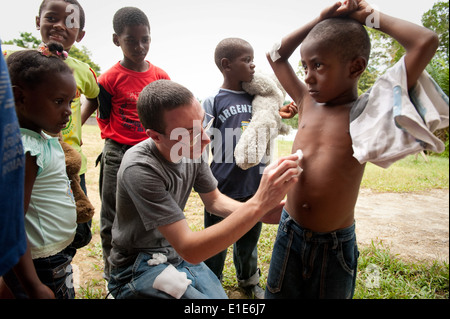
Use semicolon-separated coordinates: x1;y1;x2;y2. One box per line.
355;189;449;263
73;188;449;298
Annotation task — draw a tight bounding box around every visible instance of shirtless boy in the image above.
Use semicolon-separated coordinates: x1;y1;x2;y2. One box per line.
265;0;438;298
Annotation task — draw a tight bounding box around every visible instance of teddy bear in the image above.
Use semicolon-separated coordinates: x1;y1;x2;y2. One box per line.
58;136;95;224
234;72;291;170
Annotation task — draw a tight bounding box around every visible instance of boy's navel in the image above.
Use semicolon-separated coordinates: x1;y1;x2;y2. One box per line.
302;203;311;211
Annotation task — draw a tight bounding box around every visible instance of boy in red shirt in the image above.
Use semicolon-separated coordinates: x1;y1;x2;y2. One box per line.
96;7;170;281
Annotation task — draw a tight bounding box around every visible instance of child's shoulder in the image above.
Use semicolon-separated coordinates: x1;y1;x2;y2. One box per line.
217;88;253;103
20;129;61;167
148;61;170;78
65;56;92;72
98;62;122;78
66;56;98;81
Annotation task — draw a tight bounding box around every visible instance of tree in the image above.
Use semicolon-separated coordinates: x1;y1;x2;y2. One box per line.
2;32;101;75
2;32;40;49
422;1;449;97
422;1;449;60
422;1;449;157
360;1;449;97
357;27;405;94
66;45;101;75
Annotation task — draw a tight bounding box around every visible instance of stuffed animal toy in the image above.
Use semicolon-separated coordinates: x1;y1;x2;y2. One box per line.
58;136;95;223
234;72;291;170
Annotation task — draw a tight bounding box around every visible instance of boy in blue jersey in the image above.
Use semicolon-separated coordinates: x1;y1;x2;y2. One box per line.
202;38;296;298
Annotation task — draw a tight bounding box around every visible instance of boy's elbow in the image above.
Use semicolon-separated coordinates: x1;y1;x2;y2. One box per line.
429;31;439;53
422;29;439;55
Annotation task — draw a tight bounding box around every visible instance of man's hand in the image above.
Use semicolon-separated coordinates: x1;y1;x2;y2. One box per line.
252;153;301;219
260;200;285;224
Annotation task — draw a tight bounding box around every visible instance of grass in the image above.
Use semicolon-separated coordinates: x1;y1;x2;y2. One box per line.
355;242;449;299
361;156;449;192
76;124;449;299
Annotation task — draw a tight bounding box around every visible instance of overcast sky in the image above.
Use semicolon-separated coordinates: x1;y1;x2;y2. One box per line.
0;0;438;99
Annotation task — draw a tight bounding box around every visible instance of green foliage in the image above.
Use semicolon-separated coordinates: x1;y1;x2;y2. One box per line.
68;45;101;75
2;32;101;75
427;57;449;98
355;242;449;299
281;114;299;129
423;1;449;98
2;32;40;48
422;1;449;60
361;155;448;192
358;65;379;95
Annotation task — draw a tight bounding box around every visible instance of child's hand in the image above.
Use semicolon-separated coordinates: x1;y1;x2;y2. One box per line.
279;102;298;119
28;283;56;299
349;0;376;25
319;0;359;21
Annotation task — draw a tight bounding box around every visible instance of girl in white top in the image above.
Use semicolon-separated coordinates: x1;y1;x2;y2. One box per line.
3;42;78;299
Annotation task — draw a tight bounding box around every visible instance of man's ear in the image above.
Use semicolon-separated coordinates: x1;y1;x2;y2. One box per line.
146;129;162;142
349;57;367;79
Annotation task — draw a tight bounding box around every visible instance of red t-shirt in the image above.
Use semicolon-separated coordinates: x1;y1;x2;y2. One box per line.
97;61;170;145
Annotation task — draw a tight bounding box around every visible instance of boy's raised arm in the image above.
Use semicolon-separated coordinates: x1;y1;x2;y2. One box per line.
266;1;358;106
350;0;439;89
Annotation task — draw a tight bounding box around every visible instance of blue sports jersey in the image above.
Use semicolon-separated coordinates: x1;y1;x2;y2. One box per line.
203;89;266;199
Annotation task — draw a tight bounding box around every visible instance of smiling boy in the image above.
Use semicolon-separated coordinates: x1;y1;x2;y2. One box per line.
95;7;170;281
265;0;439;298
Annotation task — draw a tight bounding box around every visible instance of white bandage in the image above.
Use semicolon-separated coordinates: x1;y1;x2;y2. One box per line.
153;264;192;299
286;149;304;182
294;149;304;177
268;41;282;62
295;149;303;163
147;253;168;266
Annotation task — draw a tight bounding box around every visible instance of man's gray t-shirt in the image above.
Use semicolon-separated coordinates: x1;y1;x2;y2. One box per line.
109;138;218;267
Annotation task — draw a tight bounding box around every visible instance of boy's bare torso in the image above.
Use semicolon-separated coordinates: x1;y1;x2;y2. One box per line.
285;96;366;232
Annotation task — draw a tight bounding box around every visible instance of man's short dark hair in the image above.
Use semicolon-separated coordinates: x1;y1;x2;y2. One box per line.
137;80;194;134
306;18;371;63
113;7;150;35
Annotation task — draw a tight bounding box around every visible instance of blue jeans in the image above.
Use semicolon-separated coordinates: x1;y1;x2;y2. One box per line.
204;206;262;287
108;253;228;299
3;247;76;299
265;209;359;299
